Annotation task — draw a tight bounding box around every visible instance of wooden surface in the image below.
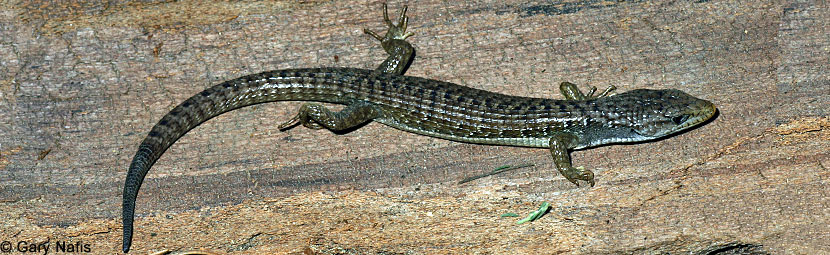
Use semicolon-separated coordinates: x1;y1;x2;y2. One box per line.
0;0;827;254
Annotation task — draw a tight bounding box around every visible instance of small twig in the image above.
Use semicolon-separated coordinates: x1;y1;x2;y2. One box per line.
457;163;535;184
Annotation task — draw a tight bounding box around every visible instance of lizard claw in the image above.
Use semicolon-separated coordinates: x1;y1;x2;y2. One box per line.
558;82;616;100
364;3;414;43
562;166;595;187
586;85;616;99
278;113;325;131
277;115;301;131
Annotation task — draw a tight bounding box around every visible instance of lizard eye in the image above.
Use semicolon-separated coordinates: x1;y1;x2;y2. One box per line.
671;114;689;125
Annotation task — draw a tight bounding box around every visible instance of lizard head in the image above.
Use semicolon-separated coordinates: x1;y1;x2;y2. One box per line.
620;89;717;139
560;88;717;149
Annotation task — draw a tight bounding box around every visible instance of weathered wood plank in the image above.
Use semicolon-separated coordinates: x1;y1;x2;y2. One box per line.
0;0;827;253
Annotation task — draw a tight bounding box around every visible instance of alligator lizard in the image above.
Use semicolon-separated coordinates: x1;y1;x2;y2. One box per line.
122;4;716;252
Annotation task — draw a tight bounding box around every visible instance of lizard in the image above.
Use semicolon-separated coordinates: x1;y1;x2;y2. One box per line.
122;4;716;252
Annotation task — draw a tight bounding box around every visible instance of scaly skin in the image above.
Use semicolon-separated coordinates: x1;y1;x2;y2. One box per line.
122;4;716;252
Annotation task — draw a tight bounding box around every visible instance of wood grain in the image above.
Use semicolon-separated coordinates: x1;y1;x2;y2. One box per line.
0;0;827;253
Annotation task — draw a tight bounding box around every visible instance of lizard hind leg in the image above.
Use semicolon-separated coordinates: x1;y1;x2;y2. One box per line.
363;3;416;75
278;101;382;132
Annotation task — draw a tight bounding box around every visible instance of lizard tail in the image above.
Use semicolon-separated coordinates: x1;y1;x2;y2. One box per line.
122;76;240;252
122;68;366;252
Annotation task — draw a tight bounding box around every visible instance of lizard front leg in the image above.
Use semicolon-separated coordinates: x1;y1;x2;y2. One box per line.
549;134;595;187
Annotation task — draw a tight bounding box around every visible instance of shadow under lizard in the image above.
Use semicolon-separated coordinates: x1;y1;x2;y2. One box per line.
122;4;717;253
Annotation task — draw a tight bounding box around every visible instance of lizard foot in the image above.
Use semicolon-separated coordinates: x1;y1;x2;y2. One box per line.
585;85;616;99
277;103;327;131
278;114;325;131
364;3;414;43
561;166;595;187
559;82;616;100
